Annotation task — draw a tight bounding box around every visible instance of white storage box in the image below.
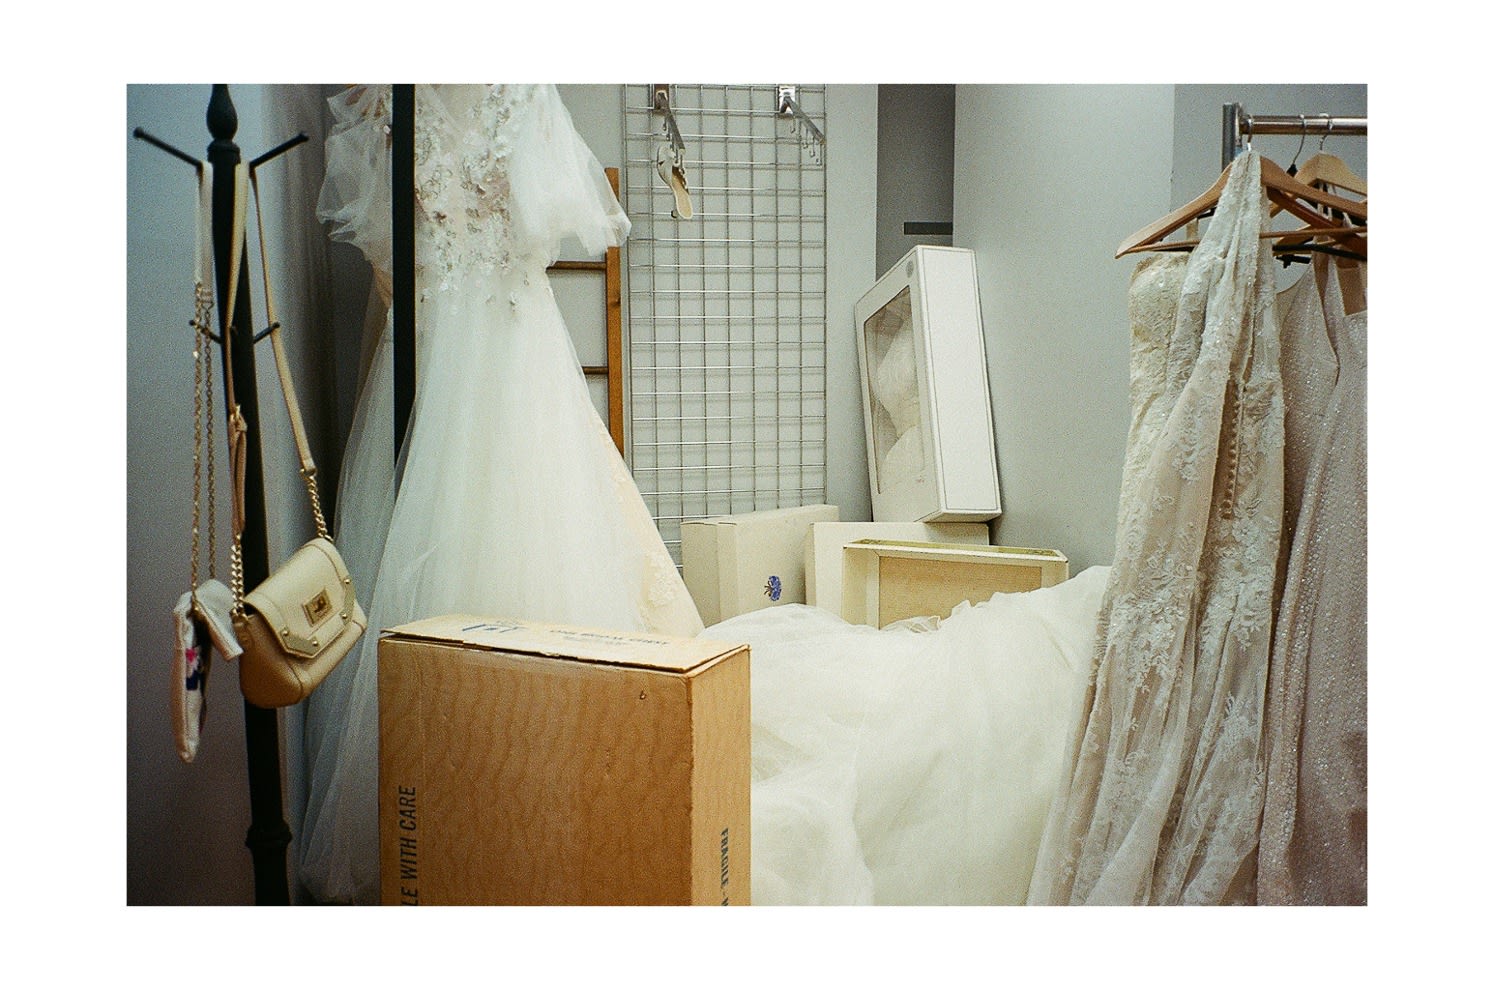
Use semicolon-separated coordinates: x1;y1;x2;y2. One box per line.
854;245;1002;523
804;520;991;617
682;504;840;626
841;540;1068;628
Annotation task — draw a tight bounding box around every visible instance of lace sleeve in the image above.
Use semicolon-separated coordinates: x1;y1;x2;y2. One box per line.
505;85;630;262
317;85;393;276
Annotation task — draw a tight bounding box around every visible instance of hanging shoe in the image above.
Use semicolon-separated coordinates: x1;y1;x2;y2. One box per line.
656;142;693;220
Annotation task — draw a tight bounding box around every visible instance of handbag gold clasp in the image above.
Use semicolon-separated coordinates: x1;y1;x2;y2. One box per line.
303;589;333;626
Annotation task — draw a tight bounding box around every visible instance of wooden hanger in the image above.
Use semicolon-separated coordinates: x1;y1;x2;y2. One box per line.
1273;151;1367;257
1293;151;1367;198
1117;154;1367;259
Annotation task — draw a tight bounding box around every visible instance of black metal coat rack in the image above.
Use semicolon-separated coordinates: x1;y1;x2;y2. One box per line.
392;84;416;457
134;84;308;906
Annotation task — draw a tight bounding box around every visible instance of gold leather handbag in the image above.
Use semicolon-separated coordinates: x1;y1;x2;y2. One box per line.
226;165;366;709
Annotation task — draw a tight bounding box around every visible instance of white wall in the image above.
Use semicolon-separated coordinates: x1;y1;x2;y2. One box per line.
953;85;1175;573
950;84;1367;574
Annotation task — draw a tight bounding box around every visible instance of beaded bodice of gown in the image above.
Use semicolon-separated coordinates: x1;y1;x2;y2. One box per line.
1116;252;1190;531
415;86;572;290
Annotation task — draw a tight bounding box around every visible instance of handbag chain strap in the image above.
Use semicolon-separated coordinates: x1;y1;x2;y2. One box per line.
220;164;335;614
215;163;251;613
190;165;218;598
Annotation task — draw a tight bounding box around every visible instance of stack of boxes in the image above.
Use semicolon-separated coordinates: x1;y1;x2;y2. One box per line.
680;246;1068;632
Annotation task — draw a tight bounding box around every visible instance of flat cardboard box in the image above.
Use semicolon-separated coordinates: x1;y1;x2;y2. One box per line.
841;540;1069;628
804;520;991;616
682;504;840;626
378;615;750;905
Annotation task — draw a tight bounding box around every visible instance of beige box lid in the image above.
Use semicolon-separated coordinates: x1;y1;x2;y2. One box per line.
383;615;744;675
846;540;1068;562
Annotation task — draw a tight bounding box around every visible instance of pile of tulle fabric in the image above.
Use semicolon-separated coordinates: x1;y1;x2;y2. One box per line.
705;565;1109;905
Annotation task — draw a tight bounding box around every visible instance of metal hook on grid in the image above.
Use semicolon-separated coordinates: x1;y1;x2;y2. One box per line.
652;85;693;219
777;85;826;164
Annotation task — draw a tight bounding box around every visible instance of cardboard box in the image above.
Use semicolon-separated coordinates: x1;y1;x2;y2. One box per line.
840;540;1069;628
854;246;1002;523
804;520;991;616
378;615;750;905
682;504;840;626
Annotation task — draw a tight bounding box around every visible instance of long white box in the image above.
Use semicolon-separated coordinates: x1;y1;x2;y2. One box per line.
804;520;991;617
841;540;1068;628
682;504;840;626
854;246;1002;523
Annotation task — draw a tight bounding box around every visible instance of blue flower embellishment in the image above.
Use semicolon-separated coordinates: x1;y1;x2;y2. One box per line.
764;575;782;602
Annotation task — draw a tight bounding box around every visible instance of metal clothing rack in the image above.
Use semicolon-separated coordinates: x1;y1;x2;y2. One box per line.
1222;102;1367;169
133;84;309;906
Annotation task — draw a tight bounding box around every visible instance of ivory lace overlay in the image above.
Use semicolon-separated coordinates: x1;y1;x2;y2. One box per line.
1029;153;1284;905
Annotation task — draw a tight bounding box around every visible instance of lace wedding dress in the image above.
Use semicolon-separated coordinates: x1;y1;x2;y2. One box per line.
1257;256;1367;904
299;85;702;905
1029;152;1285;905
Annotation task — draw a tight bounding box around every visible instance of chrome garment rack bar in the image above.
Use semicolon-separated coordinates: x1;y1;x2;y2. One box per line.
1223;102;1367;169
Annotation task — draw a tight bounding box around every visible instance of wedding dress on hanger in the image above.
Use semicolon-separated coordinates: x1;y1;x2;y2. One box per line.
299;84;702;905
1257;255;1367;904
1029;152;1285;905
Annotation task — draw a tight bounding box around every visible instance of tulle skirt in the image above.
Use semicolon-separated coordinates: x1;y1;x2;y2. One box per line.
712;565;1108;905
298;268;699;904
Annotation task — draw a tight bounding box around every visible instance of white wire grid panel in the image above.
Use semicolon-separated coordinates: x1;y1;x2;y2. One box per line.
623;84;828;563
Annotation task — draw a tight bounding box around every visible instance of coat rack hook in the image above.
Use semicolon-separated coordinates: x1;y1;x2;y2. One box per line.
132;127;200;169
250;133;310;171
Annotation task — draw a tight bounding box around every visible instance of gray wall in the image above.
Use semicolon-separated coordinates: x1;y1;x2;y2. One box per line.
127;84;338;904
877;84;955;277
824;85;880;524
1171;84;1368;210
953;85;1175;573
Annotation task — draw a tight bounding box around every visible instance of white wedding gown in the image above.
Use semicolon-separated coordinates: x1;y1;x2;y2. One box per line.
299;85;702;905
